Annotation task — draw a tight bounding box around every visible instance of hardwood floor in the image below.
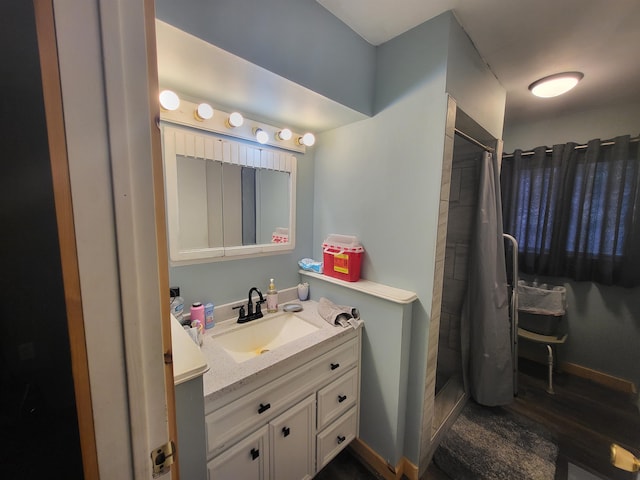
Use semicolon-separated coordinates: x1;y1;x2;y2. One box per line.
321;359;640;480
316;449;385;480
506;358;640;480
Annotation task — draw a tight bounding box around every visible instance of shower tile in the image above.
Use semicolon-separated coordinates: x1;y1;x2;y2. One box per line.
449;166;461;202
439;311;451;333
438;200;449;230
441;135;454;201
459;166;481;206
444;246;455;279
442;279;466;315
453;244;469;281
445;97;456;138
448;321;461;351
446;207;474;244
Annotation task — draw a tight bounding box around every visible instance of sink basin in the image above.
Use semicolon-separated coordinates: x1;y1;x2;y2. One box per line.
212;312;320;362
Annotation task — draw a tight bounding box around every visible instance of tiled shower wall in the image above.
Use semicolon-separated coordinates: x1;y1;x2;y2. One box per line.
435;141;482;390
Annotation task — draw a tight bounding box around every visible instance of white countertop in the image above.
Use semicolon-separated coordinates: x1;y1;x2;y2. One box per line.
199;300;361;402
171;314;209;385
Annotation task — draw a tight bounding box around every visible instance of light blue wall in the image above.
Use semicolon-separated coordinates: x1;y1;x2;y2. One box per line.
158;0;375;308
503;100;640;152
504;103;640;391
160;2;508;467
313;12;451;465
445;16;506;139
155;0;376;116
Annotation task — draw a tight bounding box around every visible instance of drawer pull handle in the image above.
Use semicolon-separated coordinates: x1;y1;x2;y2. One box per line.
282;426;290;437
330;362;340;370
337;435;346;444
338;394;347;403
250;448;260;460
258;403;271;414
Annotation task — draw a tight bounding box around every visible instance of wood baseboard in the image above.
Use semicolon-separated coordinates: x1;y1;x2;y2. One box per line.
348;438;418;480
560;362;637;394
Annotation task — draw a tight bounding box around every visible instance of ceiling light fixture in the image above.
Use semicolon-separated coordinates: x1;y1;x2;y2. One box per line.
253;128;269;144
297;132;315;147
159;90;180;111
276;128;292;141
195;103;214;121
226;112;244;128
528;72;584;98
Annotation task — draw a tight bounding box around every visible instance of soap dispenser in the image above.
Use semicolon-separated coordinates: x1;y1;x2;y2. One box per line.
266;278;278;313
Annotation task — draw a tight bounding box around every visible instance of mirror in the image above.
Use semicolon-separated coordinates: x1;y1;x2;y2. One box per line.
163;125;296;264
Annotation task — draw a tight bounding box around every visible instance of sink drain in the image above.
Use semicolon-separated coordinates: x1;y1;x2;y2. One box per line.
259;349;270;355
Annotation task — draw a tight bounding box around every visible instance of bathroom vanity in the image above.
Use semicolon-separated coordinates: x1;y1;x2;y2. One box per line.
171;315;209;479
200;301;362;479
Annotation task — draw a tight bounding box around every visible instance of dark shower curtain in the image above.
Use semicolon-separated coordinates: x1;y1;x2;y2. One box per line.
461;152;513;406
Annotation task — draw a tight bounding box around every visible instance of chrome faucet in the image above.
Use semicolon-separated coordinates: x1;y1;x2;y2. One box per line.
233;287;265;323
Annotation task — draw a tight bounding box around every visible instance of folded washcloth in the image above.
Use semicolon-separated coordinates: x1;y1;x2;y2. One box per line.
317;297;361;329
298;258;323;273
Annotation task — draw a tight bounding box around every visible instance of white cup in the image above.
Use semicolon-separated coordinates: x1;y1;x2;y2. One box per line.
297;282;309;301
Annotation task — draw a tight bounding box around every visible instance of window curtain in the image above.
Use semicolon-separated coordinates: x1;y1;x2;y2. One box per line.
501;135;640;287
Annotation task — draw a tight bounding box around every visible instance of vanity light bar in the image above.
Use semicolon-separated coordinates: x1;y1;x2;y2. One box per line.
158;93;313;153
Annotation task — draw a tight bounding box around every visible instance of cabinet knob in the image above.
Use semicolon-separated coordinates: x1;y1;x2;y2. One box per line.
330;362;340;371
258;403;271;414
338;394;347;403
250;448;260;460
337;435;346;444
282;426;290;437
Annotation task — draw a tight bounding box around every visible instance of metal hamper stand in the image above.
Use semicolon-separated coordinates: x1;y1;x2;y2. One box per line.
503;233;519;397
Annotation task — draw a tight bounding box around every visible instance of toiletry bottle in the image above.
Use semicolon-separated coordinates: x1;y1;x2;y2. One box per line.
204;302;215;329
190;302;205;328
190;302;205;345
266;278;278;313
170;286;185;324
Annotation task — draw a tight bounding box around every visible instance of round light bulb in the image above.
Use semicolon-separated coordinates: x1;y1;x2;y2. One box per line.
276;128;292;141
254;128;269;144
529;72;583;98
159;90;180;111
227;112;244;128
195;103;214;121
298;132;315;147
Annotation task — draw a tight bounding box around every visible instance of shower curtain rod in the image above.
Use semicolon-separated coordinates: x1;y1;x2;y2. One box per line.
454;128;495;154
502;135;640;159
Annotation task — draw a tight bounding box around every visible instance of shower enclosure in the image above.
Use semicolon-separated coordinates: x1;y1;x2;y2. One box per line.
433;130;483;422
420;99;505;471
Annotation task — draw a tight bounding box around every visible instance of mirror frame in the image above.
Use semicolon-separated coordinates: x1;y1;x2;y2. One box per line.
162;124;296;265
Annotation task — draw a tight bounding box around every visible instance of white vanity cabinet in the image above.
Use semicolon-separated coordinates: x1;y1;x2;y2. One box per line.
205;332;361;480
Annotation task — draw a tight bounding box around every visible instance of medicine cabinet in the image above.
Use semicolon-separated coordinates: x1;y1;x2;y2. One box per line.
162;125;296;264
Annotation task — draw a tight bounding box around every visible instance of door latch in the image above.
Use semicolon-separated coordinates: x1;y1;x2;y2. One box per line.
151;441;175;477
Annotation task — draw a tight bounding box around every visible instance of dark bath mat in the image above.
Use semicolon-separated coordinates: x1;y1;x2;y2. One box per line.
434;400;558;480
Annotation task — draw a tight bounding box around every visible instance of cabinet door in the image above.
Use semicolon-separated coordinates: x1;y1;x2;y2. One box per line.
208;425;269;480
269;394;315;480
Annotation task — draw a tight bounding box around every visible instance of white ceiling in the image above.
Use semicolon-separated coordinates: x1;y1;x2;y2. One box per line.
317;0;640;124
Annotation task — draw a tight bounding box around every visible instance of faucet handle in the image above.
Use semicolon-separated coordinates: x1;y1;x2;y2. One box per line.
232;304;246;321
255;299;265;317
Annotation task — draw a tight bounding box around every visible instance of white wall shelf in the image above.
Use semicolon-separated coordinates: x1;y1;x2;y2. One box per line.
299;270;417;305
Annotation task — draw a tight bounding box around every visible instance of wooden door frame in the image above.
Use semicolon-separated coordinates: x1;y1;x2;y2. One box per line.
34;0;177;477
33;1;99;477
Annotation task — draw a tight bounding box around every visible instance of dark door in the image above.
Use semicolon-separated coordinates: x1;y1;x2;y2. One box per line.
0;1;84;478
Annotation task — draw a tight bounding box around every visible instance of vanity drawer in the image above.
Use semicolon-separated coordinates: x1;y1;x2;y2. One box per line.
316;407;357;470
317;367;358;430
206;337;358;457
